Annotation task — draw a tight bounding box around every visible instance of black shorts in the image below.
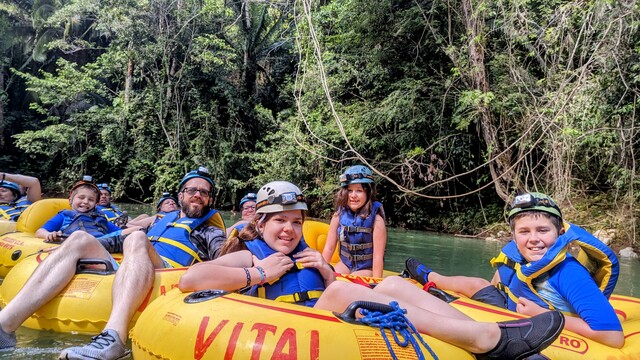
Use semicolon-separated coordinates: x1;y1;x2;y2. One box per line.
471;285;508;309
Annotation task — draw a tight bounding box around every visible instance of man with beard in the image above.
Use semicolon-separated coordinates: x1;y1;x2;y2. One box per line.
0;168;226;360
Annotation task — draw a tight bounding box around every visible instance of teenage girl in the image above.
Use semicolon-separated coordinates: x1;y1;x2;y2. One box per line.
322;165;386;278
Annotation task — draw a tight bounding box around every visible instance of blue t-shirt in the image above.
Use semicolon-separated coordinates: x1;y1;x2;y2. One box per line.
534;258;622;331
42;212;121;235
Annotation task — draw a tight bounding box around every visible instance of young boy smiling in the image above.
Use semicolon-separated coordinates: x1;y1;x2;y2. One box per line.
407;192;624;348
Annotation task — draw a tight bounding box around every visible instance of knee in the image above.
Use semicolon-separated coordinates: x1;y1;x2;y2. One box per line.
374;276;406;294
123;231;150;250
62;231;101;252
323;280;352;296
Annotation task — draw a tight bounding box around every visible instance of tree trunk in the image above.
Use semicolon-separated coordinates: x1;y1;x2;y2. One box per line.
461;0;515;201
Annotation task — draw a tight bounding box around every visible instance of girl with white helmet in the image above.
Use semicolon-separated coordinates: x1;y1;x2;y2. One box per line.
179;181;565;360
322;165;387;278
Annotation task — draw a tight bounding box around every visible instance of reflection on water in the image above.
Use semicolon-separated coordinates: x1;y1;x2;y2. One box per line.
2;206;638;357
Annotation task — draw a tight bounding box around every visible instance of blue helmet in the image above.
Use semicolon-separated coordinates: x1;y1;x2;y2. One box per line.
239;192;257;207
0;180;21;199
156;192;178;211
178;167;215;192
507;192;563;221
339;165;374;187
96;183;112;194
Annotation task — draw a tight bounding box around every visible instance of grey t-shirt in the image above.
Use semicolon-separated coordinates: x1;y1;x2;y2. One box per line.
98;223;227;261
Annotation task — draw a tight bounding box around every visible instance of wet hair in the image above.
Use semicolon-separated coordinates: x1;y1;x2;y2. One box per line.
220;211;307;256
335;182;383;220
509;211;563;233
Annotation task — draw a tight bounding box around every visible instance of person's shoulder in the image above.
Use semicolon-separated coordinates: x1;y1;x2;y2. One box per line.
552;257;591;278
194;223;225;237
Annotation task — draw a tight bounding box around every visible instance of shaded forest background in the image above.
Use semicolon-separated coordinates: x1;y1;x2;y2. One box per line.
1;0;638;244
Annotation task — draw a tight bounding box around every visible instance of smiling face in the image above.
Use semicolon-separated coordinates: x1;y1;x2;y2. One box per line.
159;199;178;213
512;213;562;262
346;183;368;212
258;210;304;255
99;189;111;206
241;200;257;220
178;178;212;218
70;186;98;213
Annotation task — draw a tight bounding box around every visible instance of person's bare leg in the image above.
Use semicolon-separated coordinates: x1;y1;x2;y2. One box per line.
333;261;350;274
103;230;163;342
0;232;110;333
316;280;500;353
429;272;491;298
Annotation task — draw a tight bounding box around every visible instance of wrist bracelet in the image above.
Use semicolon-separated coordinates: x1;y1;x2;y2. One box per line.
243;267;251;287
256;266;266;285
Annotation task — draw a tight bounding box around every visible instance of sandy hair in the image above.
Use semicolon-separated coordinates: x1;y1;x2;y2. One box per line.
509;211;563;233
70;184;100;201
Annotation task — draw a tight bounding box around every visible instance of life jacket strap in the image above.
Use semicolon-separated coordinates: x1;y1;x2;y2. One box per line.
343;226;372;234
0;208;11;220
160;255;186;268
340;241;374;251
273;290;324;303
155;237;202;263
340;249;373;262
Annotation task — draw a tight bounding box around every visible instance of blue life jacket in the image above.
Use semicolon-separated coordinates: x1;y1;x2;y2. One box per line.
59;210;112;238
15;196;31;212
338;201;383;271
97;204;124;223
147;209;221;267
244;238;325;307
491;223;619;311
149;212;169;228
0;202;24;221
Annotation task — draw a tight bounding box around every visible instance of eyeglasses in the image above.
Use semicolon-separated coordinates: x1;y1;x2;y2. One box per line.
242;205;256;211
256;192;305;209
511;193;559;212
182;187;211;197
339;172;373;184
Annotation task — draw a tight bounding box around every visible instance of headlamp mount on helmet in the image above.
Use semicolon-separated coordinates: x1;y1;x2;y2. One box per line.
340;165;375;187
508;192;562;220
256;192;305;210
179;166;215;192
339;173;373;184
96;183;112;194
239;192;257;207
70;175;100;197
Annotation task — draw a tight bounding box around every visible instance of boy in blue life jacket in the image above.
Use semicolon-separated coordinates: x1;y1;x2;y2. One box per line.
406;192;624;348
36;176;122;242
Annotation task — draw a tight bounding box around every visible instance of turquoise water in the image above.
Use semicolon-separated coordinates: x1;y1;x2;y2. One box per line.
2;206;639;358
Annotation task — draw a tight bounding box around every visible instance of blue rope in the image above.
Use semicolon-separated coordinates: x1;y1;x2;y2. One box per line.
358;301;438;360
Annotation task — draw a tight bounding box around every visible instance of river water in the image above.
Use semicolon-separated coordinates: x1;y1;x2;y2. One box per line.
3;208;640;358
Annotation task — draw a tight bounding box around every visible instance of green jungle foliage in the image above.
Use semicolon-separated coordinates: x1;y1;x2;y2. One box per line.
1;0;639;241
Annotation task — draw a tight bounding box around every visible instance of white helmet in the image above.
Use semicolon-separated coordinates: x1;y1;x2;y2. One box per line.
256;181;308;214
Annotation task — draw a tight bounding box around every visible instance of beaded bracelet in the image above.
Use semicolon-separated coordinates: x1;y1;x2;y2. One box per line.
243;267;251;287
256;266;266;285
